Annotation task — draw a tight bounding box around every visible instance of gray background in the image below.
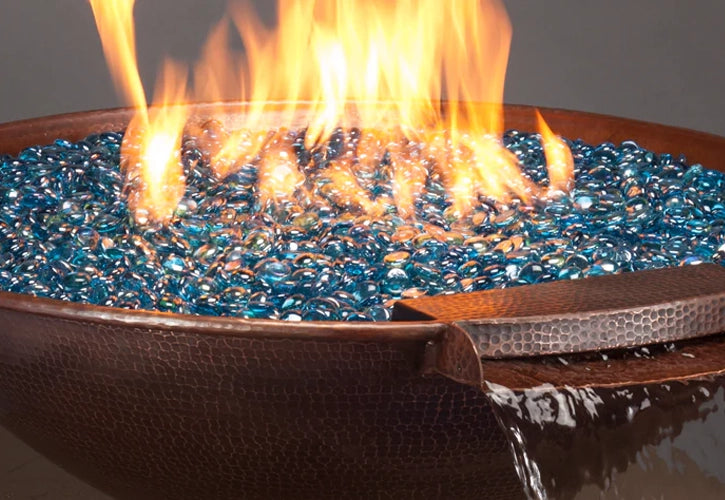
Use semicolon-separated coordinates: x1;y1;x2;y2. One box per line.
0;0;724;498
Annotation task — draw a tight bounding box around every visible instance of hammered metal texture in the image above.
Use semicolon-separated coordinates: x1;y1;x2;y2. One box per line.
1;105;725;498
0;307;524;500
425;328;484;389
482;334;725;391
394;264;725;358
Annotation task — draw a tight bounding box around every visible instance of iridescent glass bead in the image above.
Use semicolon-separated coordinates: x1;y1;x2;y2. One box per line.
680;255;705;266
491;209;520;231
541;251;567;271
518;262;543;284
245;291;278;318
381;268;408;296
558;265;583;280
158;293;185;313
281;310;303;321
383;251;410;268
458;260;483;279
313;269;340;295
62;271;92;292
365;305;392;321
302;297;340;321
345;312;373;322
255;258;291;285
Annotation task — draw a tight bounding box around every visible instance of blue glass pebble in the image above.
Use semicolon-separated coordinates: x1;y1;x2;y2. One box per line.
0;128;722;321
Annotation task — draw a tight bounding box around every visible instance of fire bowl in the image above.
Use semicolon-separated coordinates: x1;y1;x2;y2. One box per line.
1;103;724;499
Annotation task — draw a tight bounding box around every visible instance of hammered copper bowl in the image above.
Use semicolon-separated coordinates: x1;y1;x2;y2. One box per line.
0;104;724;499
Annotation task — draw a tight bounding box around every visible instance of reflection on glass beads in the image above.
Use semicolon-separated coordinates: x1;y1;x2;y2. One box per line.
0;128;723;321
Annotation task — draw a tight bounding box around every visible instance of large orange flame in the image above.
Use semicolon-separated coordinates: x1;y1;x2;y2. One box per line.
90;0;574;223
90;0;188;223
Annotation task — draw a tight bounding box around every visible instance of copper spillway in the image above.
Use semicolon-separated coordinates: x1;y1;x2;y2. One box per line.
394;265;725;387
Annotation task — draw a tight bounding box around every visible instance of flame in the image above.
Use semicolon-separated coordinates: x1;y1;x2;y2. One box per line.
89;0;146;112
536;110;574;195
256;133;305;206
389;140;428;219
90;0;188;222
91;0;573;223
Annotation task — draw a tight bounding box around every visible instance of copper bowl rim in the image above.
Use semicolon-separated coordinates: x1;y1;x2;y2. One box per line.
0;101;724;344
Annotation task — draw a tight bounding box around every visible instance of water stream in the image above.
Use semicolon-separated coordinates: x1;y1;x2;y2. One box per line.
485;369;725;499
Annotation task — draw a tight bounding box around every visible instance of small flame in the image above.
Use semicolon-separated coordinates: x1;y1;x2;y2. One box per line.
390;140;428;219
536;110;574;195
256;133;305;206
91;0;574;222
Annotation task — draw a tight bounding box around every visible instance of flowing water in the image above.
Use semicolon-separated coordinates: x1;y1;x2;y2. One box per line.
485;367;725;499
